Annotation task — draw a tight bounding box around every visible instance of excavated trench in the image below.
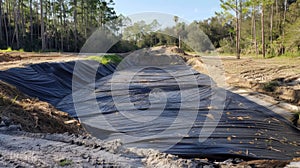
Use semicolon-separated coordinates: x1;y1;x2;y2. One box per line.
0;56;300;161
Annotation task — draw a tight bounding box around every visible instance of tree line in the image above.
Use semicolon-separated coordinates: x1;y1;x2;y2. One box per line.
115;0;299;58
217;0;300;58
107;18;215;53
0;0;299;57
0;0;117;52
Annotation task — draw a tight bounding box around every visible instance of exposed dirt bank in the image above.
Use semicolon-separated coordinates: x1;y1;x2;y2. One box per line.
0;52;81;71
0;81;84;134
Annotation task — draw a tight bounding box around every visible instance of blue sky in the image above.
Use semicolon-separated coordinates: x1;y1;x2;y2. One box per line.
113;0;221;22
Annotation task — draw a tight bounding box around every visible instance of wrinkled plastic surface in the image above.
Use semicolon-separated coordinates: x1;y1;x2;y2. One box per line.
0;61;116;116
0;60;300;160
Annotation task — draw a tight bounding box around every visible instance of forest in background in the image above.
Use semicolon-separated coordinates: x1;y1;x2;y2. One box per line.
0;0;299;58
0;0;117;52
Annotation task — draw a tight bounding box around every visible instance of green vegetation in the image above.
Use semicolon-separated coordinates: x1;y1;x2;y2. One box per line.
0;47;24;53
277;52;300;58
111;0;299;57
0;0;117;52
0;0;299;57
58;159;73;167
87;54;122;65
216;0;300;58
0;47;13;53
262;81;280;92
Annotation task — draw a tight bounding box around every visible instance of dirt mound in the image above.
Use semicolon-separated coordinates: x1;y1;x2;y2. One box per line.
0;81;85;134
0;53;21;62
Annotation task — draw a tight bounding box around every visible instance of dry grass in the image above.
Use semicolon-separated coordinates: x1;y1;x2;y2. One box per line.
0;81;86;134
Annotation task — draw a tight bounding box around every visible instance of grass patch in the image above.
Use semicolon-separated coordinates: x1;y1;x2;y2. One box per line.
262;81;280;92
59;159;73;167
270;53;300;60
0;47;25;53
279;52;300;58
0;47;13;52
87;54;122;65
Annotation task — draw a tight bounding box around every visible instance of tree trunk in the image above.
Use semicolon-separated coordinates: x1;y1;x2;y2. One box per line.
85;3;88;39
282;0;288;41
13;3;20;49
235;0;240;59
275;0;280;30
73;0;78;52
7;1;12;46
30;0;33;50
239;0;242;55
252;6;258;55
41;0;46;51
270;3;274;56
0;0;3;42
67;29;70;51
59;1;64;51
36;1;40;39
270;3;273;44
20;0;25;39
261;5;266;58
60;32;64;51
45;0;48;49
3;12;9;47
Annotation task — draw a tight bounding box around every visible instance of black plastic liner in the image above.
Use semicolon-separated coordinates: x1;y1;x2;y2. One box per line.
0;60;300;160
0;60;116;116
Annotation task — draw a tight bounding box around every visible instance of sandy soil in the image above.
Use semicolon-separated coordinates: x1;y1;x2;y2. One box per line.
221;56;300;106
183;52;300;108
0;52;82;71
0;131;218;167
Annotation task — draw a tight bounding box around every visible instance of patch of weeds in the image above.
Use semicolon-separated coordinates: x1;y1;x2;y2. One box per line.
59;159;73;167
87;54;122;65
262;81;280;92
280;52;300;58
0;47;24;53
0;47;13;52
18;48;24;52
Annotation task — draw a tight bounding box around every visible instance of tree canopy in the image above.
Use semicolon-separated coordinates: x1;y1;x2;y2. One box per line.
0;0;117;52
0;0;299;57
